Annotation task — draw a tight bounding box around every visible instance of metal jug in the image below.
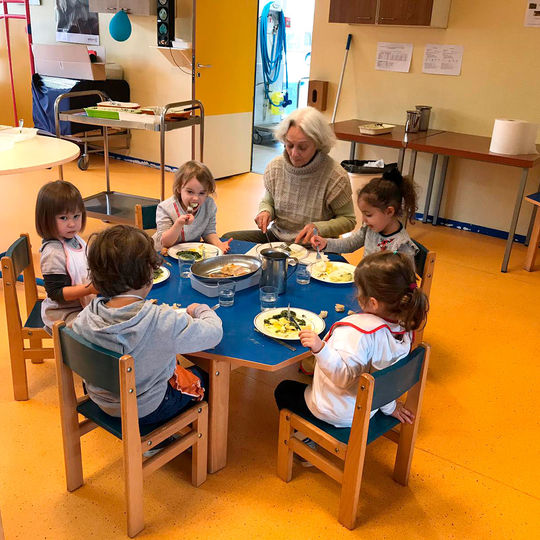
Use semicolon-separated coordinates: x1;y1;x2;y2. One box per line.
415;105;432;131
259;248;298;295
405;110;421;133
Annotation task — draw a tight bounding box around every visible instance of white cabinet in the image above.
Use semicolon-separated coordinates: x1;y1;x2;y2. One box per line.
89;0;157;17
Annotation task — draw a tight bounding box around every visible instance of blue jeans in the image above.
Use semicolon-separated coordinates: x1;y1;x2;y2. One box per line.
139;366;208;426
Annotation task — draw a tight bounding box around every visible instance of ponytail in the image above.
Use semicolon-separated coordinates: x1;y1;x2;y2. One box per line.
360;167;418;224
355;252;429;332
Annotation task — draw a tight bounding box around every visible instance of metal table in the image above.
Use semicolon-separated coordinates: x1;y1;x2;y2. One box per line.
55;91;205;224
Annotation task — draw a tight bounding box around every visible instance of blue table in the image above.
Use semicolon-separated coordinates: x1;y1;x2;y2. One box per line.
148;240;356;472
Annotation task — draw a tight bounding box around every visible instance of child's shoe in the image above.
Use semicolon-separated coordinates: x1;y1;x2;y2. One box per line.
293;432;317;468
143;434;180;458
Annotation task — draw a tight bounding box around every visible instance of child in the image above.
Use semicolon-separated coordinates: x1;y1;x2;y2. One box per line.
36;180;97;330
275;251;429;429
72;225;223;426
311;168;419;260
153;160;232;253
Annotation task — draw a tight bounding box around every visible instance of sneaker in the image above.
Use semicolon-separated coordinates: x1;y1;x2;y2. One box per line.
143;434;179;458
293;433;317;468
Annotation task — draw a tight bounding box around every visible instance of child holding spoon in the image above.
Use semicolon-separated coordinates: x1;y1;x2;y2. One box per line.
153;160;232;253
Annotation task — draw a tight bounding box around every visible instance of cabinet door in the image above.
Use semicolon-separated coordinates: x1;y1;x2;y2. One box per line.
378;0;434;26
89;0;154;16
329;0;377;24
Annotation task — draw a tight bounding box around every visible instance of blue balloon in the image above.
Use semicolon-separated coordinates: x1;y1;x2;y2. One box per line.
109;10;132;42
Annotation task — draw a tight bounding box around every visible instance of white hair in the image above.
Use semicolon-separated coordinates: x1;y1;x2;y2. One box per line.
274;107;336;154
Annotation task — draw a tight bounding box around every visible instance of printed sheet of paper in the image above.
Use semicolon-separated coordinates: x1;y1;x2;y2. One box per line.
375;42;413;73
422;44;463;76
524;1;540;26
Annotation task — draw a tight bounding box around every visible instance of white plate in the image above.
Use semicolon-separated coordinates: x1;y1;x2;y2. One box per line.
168;242;223;260
254;307;325;341
153;265;170;285
309;261;356;284
0;127;38;142
255;242;308;260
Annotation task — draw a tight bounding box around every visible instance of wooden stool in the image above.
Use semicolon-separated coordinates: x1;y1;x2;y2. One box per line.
523;192;540;271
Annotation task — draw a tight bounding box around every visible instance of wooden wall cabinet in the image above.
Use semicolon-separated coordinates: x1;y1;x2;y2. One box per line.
89;0;156;17
329;0;451;28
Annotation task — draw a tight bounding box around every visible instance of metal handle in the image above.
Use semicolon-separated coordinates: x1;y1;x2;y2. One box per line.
197;63;212;68
356;16;372;20
379;17;396;21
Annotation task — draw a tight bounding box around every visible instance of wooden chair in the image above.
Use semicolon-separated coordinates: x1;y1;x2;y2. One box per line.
412;239;436;347
1;233;54;401
277;343;430;530
52;321;208;537
523;192;540;271
134;203;158;230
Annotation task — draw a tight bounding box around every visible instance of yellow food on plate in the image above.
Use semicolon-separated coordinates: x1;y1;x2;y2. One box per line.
208;263;250;278
263;310;312;339
311;261;353;283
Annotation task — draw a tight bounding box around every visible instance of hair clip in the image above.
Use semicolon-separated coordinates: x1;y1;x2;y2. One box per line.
393;250;398;255
409;282;417;290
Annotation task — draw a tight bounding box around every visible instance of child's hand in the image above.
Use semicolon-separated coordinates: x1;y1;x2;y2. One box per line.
177;214;194;226
299;329;324;354
311;235;327;250
217;237;233;253
186;303;201;317
390;402;415;424
254;211;271;233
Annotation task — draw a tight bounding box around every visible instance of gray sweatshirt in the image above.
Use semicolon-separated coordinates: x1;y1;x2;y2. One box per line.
153;195;217;251
72;298;223;417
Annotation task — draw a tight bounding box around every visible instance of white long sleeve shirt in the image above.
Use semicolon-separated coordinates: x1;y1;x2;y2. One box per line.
304;313;412;428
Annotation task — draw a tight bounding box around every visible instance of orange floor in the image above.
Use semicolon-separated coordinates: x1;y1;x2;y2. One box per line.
1;158;539;539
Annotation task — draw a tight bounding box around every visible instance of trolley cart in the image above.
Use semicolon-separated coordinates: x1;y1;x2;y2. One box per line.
54;91;204;224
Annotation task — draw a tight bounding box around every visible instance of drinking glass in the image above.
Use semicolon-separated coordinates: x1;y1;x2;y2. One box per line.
179;259;193;279
296;263;311;285
259;285;278;311
218;280;236;307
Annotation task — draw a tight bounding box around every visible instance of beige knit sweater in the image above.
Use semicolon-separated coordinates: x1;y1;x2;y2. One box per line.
259;151;356;242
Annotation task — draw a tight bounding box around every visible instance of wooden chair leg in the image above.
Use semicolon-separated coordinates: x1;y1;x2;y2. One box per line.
192;404;208;487
523;210;540;271
29;336;45;364
393;420;418;486
61;412;84;492
277;410;294;482
124;446;144;538
8;340;28;401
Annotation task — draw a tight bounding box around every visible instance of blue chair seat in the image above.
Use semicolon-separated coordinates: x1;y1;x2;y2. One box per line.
290;404;400;445
77;399;164;439
24;299;44;329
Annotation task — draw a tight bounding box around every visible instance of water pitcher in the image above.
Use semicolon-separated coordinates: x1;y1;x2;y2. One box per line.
259;248;297;294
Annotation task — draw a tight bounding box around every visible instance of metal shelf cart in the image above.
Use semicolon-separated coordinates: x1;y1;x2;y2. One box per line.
54;90;204;224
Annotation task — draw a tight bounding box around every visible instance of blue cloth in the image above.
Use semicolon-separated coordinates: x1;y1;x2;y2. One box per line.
148;240;355;369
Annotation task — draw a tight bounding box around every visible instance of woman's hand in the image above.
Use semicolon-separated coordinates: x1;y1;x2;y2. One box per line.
390;401;415;424
299;329;324;354
176;213;194;226
295;223;316;245
254;211;271;233
310;235;327;251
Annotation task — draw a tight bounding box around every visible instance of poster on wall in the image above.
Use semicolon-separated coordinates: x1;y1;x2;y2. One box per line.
422;44;463;76
375;43;413;73
56;0;100;45
524;2;540;26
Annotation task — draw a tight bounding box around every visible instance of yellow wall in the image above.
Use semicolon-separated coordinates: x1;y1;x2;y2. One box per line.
311;0;540;234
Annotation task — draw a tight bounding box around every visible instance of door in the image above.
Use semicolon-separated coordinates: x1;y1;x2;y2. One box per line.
194;0;258;178
329;0;377;24
378;0;433;25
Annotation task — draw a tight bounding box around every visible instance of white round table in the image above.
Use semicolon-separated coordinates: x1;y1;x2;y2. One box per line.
0;135;80;175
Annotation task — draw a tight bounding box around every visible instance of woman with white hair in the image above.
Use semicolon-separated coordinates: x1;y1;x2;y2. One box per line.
223;107;356;244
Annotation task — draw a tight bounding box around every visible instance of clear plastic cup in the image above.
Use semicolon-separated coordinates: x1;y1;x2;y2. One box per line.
259;285;278;311
218;280;236;307
179;259;193;279
296;263;311;285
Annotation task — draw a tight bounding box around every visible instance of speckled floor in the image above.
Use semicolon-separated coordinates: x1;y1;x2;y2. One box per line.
1;157;539;539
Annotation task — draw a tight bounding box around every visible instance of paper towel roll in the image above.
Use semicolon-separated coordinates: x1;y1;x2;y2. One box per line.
489;119;538;155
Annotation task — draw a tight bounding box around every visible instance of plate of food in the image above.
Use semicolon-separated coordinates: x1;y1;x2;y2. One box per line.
168;242;222;261
153;265;170;285
309;261;356;284
255;242;308;261
254;307;325;341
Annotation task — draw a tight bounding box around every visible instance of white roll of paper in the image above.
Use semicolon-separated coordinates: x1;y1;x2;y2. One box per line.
489;119;538;155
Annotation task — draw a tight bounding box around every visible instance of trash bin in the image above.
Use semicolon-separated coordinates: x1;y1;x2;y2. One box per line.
341;160;398;225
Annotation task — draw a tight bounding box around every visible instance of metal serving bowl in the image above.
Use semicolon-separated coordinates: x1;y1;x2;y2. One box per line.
190;255;261;283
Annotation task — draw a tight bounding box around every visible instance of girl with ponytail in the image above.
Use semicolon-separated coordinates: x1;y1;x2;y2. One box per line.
311;167;419;260
275;251;429;429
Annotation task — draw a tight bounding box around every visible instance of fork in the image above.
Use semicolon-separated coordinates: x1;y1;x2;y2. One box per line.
313;227;322;260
